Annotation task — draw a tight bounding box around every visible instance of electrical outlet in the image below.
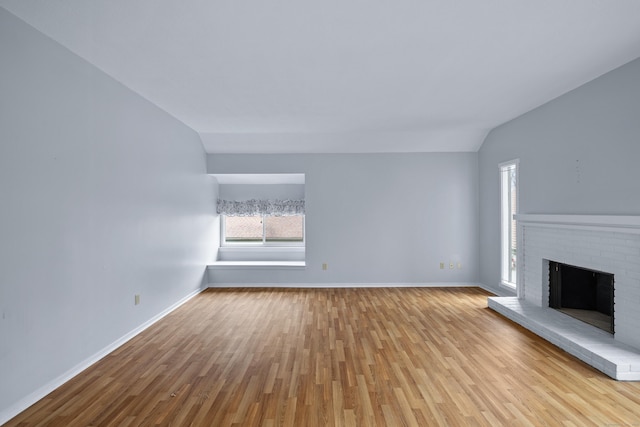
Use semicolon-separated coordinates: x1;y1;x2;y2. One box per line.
135;294;140;305
457;263;462;269
439;262;444;269
449;263;454;269
322;263;328;271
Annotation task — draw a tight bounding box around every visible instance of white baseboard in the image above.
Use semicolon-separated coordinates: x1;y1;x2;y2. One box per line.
208;282;483;288
0;288;203;426
476;282;516;297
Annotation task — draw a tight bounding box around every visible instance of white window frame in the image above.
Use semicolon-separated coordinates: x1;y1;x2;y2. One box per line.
499;159;519;290
221;214;305;247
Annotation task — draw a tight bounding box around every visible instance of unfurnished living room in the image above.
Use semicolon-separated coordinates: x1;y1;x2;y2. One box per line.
2;1;640;426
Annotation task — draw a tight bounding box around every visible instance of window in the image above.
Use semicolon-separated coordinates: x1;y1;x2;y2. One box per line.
222;215;305;246
500;160;518;288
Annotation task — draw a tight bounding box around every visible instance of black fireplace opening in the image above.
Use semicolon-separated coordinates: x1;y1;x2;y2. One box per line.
548;261;614;334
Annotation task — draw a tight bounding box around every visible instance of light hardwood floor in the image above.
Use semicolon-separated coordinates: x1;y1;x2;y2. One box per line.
7;287;640;426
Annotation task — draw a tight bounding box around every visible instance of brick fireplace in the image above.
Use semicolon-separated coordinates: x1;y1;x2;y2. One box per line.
489;214;640;380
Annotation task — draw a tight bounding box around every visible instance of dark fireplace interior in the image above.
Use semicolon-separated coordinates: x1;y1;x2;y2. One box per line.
549;261;614;334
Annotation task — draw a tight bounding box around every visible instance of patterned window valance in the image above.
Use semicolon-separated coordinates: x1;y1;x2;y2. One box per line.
217;199;305;217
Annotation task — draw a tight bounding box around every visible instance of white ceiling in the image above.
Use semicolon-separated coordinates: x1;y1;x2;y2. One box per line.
3;1;640;153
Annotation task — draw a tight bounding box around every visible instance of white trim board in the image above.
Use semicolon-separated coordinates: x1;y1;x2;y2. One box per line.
477;282;515;297
515;214;640;234
207;282;483;288
0;288;204;426
208;261;306;269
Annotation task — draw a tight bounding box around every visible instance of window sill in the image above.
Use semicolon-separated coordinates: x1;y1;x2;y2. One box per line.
208;261;306;269
217;246;305;263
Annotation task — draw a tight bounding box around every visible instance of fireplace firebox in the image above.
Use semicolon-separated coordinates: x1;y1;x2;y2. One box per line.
549;261;614;334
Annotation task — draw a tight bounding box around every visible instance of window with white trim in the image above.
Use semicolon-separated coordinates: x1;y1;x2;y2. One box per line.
221;214;305;246
500;160;518;288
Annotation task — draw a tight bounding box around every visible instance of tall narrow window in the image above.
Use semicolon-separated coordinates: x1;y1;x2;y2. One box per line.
500;160;518;288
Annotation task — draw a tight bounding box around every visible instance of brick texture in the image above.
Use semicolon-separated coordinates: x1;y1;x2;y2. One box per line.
522;224;640;350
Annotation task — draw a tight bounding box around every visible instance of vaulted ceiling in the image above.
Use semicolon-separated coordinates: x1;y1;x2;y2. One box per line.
3;1;640;153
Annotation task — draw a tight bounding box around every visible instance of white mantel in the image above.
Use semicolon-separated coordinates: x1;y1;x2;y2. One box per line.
490;214;640;380
515;214;640;233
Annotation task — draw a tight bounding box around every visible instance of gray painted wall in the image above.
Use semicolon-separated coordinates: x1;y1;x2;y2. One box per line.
478;57;640;292
219;184;305;201
0;9;215;420
208;153;479;285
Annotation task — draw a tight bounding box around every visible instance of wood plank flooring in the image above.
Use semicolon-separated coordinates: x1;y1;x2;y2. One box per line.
7;287;640;426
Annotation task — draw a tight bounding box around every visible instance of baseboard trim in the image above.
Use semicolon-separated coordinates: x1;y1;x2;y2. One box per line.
0;288;204;426
207;282;483;289
476;282;516;297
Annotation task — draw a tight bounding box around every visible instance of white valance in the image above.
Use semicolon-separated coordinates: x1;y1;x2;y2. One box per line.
217;199;305;216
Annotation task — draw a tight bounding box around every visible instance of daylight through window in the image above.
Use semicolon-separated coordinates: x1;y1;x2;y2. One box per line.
223;215;304;245
500;161;518;288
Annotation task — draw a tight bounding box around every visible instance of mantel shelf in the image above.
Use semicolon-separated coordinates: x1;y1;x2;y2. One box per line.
515;214;640;232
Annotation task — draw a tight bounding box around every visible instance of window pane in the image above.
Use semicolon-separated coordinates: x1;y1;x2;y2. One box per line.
225;216;263;242
265;216;304;242
509;168;517;283
500;162;517;287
